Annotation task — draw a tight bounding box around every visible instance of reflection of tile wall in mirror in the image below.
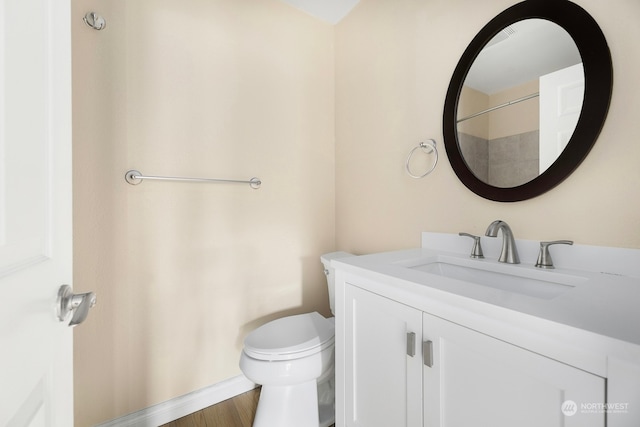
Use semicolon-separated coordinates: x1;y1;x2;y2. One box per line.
489;130;539;188
458;130;539;188
458;132;488;182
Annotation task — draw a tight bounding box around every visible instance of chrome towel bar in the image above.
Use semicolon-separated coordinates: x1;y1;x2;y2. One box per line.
125;170;262;189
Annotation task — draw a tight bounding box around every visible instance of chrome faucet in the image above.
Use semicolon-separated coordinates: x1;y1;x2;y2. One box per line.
485;220;520;264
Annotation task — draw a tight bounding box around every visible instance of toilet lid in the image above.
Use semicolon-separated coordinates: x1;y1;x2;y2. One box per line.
244;312;334;360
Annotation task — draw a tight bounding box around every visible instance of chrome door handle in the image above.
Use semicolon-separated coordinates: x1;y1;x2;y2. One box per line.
57;285;97;326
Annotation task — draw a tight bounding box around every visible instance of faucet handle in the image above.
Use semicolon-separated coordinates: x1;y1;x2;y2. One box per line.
535;240;573;269
459;233;484;259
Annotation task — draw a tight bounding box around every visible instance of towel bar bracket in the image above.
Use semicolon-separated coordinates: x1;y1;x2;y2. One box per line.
125;170;144;185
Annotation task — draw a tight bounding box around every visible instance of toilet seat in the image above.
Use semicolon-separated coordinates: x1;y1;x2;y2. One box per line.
244;312;335;361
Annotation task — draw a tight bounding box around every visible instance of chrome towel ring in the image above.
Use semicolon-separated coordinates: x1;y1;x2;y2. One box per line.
405;139;438;179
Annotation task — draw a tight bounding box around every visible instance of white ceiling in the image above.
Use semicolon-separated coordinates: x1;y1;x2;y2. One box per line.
275;6;580;95
464;19;582;94
278;0;360;25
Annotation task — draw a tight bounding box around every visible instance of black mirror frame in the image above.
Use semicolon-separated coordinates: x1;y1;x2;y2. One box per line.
443;0;612;202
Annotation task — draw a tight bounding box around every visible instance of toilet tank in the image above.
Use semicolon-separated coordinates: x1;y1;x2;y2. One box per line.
320;251;355;315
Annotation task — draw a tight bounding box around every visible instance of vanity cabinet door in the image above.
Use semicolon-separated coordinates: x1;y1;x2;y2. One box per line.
422;312;605;427
344;284;423;427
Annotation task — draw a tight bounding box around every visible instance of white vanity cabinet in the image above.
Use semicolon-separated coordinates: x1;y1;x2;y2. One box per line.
422;310;604;427
341;282;605;427
335;234;640;427
344;284;423;427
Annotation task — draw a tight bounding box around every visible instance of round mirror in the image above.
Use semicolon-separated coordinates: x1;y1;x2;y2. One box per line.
443;0;612;202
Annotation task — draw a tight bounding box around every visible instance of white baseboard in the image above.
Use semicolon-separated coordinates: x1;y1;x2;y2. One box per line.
96;375;257;427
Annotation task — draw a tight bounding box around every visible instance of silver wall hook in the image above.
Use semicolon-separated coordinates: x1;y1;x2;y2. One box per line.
83;12;106;31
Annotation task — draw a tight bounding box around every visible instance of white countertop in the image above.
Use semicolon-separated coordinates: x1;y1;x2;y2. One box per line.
333;233;640;375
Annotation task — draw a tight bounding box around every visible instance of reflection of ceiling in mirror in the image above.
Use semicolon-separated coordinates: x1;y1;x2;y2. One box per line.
464;19;582;94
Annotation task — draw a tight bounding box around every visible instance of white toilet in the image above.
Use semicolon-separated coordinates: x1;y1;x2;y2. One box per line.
239;251;354;427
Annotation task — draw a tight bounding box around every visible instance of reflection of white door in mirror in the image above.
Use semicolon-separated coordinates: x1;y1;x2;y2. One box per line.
539;63;585;173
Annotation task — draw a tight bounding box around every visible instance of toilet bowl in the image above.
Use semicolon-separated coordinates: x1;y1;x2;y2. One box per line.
239;251;354;427
240;312;335;427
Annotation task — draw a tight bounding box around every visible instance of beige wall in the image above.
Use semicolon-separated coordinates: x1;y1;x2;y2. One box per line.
488;79;539;139
73;0;640;424
458;79;541;141
72;0;335;425
336;0;640;253
458;86;489;139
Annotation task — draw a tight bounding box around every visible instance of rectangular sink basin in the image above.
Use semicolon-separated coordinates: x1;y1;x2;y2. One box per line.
397;256;586;300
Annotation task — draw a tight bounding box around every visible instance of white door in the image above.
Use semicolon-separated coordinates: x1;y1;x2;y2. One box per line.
539;62;585;173
423;312;605;427
344;285;423;427
0;0;76;426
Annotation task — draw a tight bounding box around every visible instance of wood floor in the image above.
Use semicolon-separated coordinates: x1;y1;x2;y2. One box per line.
160;387;335;427
161;388;260;427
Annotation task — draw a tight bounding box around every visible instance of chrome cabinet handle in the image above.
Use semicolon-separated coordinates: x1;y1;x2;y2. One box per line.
535;240;573;269
407;332;416;357
423;340;433;367
57;285;97;326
